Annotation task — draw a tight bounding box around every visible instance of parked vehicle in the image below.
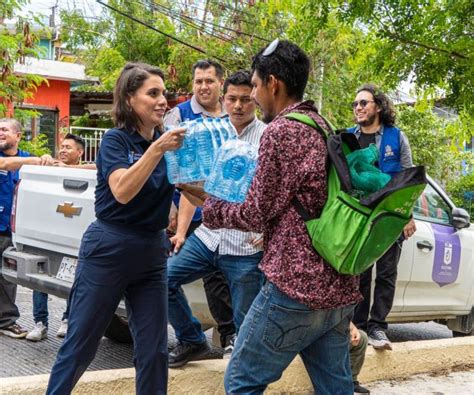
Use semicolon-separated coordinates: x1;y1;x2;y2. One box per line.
2;166;473;342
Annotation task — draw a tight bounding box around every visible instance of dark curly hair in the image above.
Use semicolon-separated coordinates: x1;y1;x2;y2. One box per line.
356;84;396;126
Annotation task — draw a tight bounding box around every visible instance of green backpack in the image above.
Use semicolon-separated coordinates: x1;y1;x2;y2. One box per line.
285;112;427;275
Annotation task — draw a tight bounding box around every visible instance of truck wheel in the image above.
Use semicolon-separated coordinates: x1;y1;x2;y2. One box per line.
452;329;473;337
104;314;133;344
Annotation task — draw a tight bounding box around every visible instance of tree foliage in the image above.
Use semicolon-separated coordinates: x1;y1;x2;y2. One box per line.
311;0;474;119
397;104;473;185
0;0;45;121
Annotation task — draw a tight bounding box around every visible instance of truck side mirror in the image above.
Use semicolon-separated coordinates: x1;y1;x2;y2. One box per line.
452;207;471;229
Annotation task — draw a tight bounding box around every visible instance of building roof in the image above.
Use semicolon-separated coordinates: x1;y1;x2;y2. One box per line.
14;57;97;83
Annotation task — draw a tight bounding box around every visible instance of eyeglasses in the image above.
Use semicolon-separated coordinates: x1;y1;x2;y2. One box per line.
351;99;375;109
262;39;279;56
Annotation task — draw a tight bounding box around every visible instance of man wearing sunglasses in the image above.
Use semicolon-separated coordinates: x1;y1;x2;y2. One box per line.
348;84;415;352
182;40;360;394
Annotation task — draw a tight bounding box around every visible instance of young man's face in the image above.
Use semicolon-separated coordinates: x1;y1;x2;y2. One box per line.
0;121;21;153
59;139;84;165
353;90;380;127
250;71;275;124
192;66;223;110
223;84;256;132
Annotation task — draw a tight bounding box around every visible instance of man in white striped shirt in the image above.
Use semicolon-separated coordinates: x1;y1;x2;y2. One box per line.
168;71;266;368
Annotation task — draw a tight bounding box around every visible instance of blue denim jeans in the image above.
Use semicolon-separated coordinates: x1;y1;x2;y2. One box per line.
225;282;355;395
33;291;70;326
33;290;49;326
168;233;263;344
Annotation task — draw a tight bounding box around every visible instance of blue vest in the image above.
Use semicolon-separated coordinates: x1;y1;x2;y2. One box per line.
0;149;30;233
177;100;201;122
176;100;202;222
347;126;401;175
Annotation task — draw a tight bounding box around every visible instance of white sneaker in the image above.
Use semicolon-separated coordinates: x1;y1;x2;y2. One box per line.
57;319;68;338
26;322;48;342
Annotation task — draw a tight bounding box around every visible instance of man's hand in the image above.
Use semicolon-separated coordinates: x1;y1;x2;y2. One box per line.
169;233;186;255
350;322;360;347
403;218;417;239
52;159;67;167
40;154;54;166
177;183;208;207
249;235;264;250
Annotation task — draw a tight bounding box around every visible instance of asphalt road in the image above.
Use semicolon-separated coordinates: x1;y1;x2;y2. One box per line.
0;286;467;392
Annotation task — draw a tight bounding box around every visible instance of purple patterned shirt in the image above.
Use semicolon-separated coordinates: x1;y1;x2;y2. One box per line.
203;101;361;310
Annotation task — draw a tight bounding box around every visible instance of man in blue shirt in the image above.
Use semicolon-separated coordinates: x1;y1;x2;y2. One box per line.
164;60;236;351
0;118;37;339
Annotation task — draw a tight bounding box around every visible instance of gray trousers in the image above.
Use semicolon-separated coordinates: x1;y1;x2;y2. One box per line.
0;235;19;328
350;328;368;382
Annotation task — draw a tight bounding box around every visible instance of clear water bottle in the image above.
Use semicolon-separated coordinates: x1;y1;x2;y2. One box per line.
220;117;237;139
164;125;181;184
194;118;215;178
203;118;222;149
205;140;258;203
175;121;201;182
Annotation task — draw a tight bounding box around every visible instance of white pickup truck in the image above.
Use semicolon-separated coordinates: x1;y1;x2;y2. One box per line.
2;166;474;341
1;165;212;342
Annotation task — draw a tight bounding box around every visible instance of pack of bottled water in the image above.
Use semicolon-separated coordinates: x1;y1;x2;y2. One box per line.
204;139;258;203
164;117;237;184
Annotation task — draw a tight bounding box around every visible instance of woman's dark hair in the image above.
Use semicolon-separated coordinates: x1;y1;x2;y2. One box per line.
223;70;252;94
112;62;165;132
251;40;310;100
356;84;396;126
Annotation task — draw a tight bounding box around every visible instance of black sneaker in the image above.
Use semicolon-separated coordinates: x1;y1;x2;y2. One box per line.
354;380;370;394
223;334;236;360
368;329;392;350
168;341;214;368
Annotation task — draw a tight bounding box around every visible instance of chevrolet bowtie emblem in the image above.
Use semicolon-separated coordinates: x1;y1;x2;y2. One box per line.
56;202;82;218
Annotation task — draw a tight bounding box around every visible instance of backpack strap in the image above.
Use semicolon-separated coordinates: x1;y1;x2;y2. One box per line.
284;112;332;222
285;112;331;138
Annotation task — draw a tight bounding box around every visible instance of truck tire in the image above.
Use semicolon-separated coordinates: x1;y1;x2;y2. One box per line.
452;329;473;337
104;314;133;344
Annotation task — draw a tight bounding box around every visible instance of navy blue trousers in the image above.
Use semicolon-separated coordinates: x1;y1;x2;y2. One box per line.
47;220;170;394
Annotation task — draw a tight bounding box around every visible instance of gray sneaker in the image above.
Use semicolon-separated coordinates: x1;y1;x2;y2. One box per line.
368;329;392;350
57;319;68;338
26;322;48;342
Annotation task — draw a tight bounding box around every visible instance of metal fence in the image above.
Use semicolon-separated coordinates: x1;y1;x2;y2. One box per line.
69;126;108;163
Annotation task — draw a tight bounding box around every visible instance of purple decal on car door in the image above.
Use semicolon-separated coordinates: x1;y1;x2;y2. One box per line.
431;223;461;287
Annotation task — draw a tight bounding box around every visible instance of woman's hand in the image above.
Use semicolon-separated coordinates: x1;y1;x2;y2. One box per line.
153;127;185;154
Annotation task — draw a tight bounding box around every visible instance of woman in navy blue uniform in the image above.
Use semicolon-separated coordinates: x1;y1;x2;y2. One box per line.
47;63;185;394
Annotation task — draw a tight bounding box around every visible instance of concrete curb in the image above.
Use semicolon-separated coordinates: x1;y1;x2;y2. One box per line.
1;337;473;394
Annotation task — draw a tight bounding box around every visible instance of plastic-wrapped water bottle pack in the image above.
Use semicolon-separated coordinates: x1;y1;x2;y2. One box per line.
204;140;259;203
164;117;237;184
165;118;259;203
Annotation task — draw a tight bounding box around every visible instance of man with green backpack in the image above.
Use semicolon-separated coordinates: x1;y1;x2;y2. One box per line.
348;84;417;351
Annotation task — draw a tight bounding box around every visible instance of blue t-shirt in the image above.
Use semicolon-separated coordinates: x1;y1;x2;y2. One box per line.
95;128;174;232
0;149;30;234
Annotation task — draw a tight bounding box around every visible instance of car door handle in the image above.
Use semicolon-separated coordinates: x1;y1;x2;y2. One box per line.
417;240;433;251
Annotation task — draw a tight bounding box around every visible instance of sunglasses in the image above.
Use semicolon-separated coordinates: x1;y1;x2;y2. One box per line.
262;38;279;56
351;99;375;109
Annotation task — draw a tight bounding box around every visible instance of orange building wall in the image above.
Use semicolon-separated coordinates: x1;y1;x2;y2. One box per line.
24;79;71;127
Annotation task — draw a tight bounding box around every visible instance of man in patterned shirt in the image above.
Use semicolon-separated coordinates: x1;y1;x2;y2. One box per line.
167;70;266;368
182;40;361;394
